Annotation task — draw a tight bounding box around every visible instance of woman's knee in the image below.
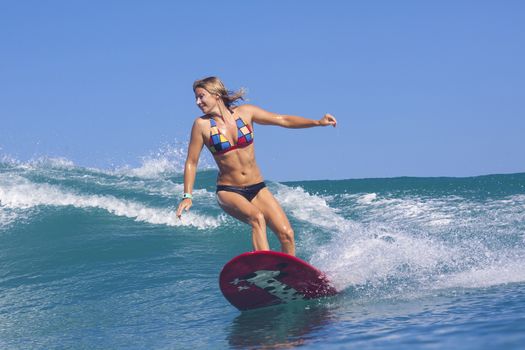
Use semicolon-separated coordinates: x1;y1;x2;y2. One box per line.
277;226;295;244
249;211;266;229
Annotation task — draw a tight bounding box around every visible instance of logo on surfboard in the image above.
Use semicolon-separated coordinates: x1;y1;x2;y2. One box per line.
230;269;305;302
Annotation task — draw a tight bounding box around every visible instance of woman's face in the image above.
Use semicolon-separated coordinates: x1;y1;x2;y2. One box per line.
195;87;219;114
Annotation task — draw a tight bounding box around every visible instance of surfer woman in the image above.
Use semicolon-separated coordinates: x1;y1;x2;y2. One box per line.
176;77;337;256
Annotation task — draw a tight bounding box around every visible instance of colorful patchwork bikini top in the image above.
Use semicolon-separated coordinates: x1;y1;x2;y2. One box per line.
208;116;254;155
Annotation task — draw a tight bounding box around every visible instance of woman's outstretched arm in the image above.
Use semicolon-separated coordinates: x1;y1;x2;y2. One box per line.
246;104;337;128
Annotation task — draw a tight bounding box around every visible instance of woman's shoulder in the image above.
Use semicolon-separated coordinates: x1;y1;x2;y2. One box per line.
234;104;256;112
191;115;212;131
233;104;259;119
193;114;211;123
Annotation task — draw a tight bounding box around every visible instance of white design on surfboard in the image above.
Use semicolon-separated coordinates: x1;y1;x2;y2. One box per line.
230;270;305;302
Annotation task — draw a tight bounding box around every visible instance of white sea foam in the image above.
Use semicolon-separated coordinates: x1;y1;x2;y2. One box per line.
95;177;187;199
357;193;377;204
273;184;354;232
122;156;184;179
272;183;525;294
355;193;525;236
0;208;22;229
0;143;214;180
0;155;76;172
0;151;215;201
28;157;76;169
271;184;453;291
310;228;453;291
362;196;456;228
113;143;215;179
0;175;221;229
336;192;455;227
312;222;525;293
435;253;525;289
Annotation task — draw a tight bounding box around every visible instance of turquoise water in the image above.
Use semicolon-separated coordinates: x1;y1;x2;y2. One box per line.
1;157;524;349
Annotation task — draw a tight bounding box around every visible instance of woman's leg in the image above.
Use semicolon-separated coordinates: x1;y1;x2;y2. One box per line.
217;190;270;251
251;188;295;256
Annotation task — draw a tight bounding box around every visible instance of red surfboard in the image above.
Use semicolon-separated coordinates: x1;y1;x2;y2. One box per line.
219;251;338;311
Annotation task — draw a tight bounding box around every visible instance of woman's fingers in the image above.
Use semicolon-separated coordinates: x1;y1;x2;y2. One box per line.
322;113;337;127
176;200;191;218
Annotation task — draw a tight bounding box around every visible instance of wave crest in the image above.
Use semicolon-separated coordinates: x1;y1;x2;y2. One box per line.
0;175;221;230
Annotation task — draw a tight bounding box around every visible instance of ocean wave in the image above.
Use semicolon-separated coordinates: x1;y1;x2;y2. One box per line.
337;191;525;234
0;174;221;230
0;142;216;180
2;158;524;299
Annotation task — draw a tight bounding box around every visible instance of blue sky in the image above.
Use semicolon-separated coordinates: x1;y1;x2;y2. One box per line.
1;1;524;181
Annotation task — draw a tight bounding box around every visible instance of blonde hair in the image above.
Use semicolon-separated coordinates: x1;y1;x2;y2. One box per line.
193;76;246;108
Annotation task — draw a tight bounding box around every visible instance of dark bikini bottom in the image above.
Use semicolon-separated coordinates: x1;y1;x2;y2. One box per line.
216;182;267;202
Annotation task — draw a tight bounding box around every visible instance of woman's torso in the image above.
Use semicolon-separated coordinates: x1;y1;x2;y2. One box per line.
202;106;264;186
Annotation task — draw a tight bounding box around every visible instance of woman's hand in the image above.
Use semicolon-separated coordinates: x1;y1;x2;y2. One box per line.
319;113;337;127
176;198;193;219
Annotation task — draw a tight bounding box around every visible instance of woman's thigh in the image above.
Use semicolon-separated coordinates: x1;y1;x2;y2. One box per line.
251;188;292;233
216;190;262;224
